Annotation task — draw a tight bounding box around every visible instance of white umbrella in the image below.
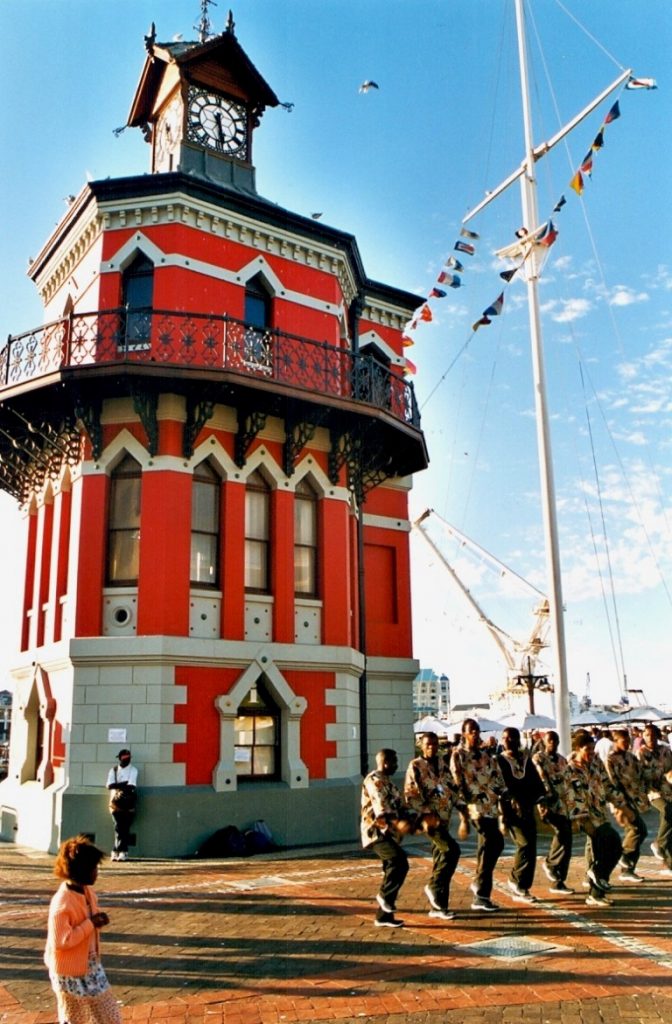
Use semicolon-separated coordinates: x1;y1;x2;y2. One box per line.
499;712;556;732
445;710;507;733
413;715;452;736
609;705;669;724
571;709;617;727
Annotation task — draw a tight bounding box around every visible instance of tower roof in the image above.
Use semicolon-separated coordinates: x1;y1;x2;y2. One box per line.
127;20;279;128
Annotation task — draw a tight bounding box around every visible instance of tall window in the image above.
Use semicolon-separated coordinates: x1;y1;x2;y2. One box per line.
244;470;270;592
107;454;142;585
122;254;154;349
243;275;272;371
234;678;279;778
294;478;318;596
191;461;220;587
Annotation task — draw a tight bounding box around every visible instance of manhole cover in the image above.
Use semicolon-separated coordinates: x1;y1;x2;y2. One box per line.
458;934;565;960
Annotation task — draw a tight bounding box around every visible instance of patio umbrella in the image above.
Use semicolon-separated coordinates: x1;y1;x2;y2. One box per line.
571;709;617;727
499;712;556;732
445;710;507;733
413;715;452;736
609;705;669;724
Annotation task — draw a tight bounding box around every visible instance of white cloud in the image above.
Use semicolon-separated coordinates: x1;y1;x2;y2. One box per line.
609;286;649;307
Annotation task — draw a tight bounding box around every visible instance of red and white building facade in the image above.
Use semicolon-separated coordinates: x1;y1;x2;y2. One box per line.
0;22;428;855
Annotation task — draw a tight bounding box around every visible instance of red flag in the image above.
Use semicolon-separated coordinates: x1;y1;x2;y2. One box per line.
472;316;491;331
404;357;417;375
419;304;432;322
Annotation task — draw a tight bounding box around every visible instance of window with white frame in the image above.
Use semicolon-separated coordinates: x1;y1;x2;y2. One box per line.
107;454;142;585
244;470;270;593
191;460;220;587
294;477;318;596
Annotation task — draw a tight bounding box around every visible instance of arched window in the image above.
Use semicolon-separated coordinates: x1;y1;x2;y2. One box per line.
191;461;220;587
234;677;279;779
122;254;154;349
243;275;272;372
294;477;318;597
244;469;270;593
107;454;142;585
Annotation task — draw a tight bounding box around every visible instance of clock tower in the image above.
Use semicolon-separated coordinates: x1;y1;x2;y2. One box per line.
0;11;428;856
130;11;278;190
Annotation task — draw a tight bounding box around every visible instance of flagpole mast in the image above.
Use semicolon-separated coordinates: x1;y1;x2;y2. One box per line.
514;0;571;754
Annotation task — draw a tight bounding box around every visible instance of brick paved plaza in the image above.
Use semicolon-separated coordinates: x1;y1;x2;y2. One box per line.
2;822;671;1024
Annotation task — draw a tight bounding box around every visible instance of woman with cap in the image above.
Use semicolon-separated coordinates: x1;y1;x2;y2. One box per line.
106;749;138;861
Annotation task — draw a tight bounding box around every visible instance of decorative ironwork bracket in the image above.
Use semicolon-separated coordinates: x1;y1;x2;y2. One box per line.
283;408;328;477
73;395;103;461
329;425;396;505
183;393;216;459
131;387;159;457
235;407;268;468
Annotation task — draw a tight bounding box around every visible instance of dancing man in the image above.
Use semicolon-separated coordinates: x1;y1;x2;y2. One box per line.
361;748;414;927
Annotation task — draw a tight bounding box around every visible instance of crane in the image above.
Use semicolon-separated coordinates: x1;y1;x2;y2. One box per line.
413;508;552;710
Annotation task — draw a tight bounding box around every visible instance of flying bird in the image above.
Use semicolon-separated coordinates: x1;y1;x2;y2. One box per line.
310;212;323;220
359;80;379;93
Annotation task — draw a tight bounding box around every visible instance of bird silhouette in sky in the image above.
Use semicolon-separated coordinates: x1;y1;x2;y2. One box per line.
359;80;379;93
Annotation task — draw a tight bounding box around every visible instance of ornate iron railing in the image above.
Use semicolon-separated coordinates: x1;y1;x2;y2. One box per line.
1;309;420;428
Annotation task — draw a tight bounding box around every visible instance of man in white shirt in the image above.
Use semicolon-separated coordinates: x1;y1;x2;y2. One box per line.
106;749;138;861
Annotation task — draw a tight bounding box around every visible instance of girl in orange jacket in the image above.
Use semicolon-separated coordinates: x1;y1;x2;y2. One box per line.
44;834;121;1023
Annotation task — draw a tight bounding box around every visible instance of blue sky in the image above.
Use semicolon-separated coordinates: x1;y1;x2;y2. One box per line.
1;1;670;710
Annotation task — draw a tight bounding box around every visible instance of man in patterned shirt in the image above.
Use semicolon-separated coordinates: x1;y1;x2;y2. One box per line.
637;723;672;875
606;728;649;882
566;731;633;907
404;732;468;921
532;730;574;894
451;718;506;912
498;726;546;904
361;748;415;927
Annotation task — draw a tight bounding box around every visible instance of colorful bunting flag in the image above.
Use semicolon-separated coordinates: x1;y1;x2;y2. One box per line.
536;220;558;248
604;100;621;123
570;170;584;195
430;287;447;299
419;304;433;322
472;315;491;331
581;153;593;176
402;334;414;348
591;129;604;151
484;293;504;317
460;227;480;240
445;256;464;272
404;357;417;375
500;268;518;282
455;240;475;255
553;195;567;213
625;77;657;90
437;270;462;288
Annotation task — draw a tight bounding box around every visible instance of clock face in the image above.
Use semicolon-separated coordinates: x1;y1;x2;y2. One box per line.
155;95;182;169
187;88;248;157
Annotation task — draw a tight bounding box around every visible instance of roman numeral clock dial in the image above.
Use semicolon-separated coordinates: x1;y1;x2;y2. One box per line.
187;88;248;157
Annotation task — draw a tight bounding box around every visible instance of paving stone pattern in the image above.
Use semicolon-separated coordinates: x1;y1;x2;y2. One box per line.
1;827;671;1024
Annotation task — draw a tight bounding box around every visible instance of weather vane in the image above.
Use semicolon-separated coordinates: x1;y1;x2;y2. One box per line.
196;0;217;43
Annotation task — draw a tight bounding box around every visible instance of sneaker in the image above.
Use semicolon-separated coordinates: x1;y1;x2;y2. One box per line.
659;867;672;878
585;893;612;907
110;851;118;862
507;880;537;903
587;867;610;892
374;915;404;928
424;884;442;912
651;842;664;861
549;880;575;895
376;893;394;915
428;908;455;921
117;852;128;862
620;869;644;883
542;862;558;883
471;897;500;912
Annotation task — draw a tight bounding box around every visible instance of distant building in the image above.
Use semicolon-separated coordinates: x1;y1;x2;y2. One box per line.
413;669;450;718
0;690;11;780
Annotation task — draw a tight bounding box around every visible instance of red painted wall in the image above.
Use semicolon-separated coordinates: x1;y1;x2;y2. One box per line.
137;471;191;635
174;666;240;784
283;670;337;779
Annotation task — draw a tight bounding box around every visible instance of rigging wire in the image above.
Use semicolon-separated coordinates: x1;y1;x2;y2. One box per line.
578;361;629;693
552;0;628;72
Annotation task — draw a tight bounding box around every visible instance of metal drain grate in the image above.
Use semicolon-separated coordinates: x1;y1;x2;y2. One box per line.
458;933;566;960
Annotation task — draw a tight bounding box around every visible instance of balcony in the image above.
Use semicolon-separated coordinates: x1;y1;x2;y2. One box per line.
0;310;428;504
0;309;420;429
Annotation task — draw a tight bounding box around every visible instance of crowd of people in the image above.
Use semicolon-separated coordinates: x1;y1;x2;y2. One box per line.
361;719;672;927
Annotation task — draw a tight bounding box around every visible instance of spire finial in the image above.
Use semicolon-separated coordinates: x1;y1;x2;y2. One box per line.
226;9;236;35
196;0;217;43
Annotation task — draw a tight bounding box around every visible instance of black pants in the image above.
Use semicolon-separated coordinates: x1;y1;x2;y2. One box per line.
472;816;504;899
111;809;135;854
584;821;622;894
544;809;573;882
427;826;460;909
369;836;409;912
650;797;672;868
507;812;537;892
